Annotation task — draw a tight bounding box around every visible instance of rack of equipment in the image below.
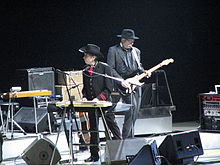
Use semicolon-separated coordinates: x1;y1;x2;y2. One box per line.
199;93;220;131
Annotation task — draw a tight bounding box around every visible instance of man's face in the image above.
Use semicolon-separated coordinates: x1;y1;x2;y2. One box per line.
83;53;96;65
121;38;135;49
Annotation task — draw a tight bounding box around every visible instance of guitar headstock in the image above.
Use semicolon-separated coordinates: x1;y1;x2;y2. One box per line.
161;58;174;66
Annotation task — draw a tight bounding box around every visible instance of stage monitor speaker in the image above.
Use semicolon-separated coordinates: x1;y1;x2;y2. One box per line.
128;140;161;165
21;137;61;165
105;138;160;165
13;107;53;133
159;130;204;165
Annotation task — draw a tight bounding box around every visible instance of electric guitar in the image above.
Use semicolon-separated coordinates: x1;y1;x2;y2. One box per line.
125;58;174;91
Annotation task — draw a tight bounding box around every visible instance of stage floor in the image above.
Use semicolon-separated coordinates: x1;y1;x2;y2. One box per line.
1;121;220;165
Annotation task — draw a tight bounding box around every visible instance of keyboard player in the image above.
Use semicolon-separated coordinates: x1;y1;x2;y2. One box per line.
79;44;122;162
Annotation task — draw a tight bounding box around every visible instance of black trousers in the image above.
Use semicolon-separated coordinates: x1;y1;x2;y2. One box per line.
121;86;142;139
88;108;122;158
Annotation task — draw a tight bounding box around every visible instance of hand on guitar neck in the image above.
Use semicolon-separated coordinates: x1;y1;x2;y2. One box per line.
122;58;174;92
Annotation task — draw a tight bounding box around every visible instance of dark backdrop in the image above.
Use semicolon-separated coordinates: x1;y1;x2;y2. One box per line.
1;0;220;122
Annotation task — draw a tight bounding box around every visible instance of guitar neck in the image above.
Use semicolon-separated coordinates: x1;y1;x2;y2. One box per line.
147;63;163;73
126;58;174;88
137;63;163;80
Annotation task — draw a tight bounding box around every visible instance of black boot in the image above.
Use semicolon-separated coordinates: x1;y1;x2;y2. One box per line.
84;155;99;162
79;136;88;151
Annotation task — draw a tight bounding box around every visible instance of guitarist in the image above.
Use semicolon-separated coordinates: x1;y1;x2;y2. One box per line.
107;29;151;139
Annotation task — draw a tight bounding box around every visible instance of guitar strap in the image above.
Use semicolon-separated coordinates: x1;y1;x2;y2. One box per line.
132;48;142;69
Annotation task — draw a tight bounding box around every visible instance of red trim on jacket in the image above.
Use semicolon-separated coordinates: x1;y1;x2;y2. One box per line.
89;67;94;76
99;93;107;100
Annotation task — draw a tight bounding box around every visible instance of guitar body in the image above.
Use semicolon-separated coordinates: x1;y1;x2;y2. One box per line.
125;58;174;92
126;75;145;87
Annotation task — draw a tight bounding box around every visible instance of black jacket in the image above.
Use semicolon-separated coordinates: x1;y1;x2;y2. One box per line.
107;44;144;79
82;62;113;101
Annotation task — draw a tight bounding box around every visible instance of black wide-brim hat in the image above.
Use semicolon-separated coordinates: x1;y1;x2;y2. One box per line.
117;29;139;39
79;44;104;58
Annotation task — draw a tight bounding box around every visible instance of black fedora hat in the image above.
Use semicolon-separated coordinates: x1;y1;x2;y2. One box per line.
117;29;139;39
79;44;104;58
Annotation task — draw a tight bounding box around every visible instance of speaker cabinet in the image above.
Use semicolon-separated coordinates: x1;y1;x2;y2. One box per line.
28;70;55;94
13;107;52;133
128;140;161;165
22;137;61;165
159;130;203;164
27;67;66;95
105;138;158;165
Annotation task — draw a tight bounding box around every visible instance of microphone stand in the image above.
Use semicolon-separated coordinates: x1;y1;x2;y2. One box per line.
86;69;142;87
56;69;80;164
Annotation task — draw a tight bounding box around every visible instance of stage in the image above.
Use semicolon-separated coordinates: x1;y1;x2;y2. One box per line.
1;121;220;165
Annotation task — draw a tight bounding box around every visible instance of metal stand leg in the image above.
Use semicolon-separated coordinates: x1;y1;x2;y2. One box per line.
47;113;52;133
10;100;14;137
12;120;27;135
33;97;38;134
10;101;26;138
45;97;52;134
68;109;77;164
5;99;26;139
99;107;112;140
0;107;4;133
130;91;134;138
5;104;10;133
36;96;52;133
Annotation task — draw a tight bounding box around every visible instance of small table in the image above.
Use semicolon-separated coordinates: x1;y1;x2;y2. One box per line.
1;90;52;138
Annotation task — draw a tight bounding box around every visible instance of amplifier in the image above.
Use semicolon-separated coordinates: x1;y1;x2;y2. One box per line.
199;93;220;131
27;67;66;95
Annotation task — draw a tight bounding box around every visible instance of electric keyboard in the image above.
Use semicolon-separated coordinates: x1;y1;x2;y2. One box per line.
56;100;112;108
